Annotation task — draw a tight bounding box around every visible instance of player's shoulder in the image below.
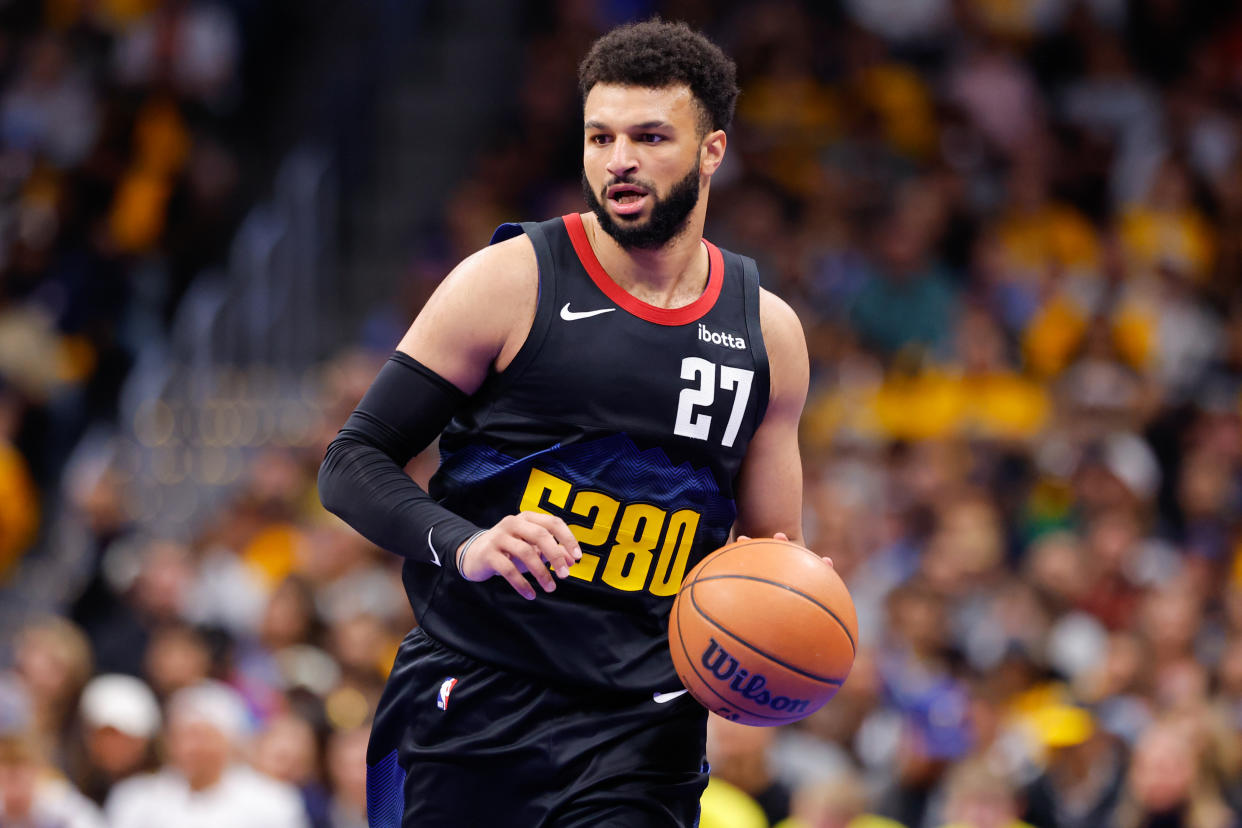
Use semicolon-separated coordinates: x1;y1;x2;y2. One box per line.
757;287;807;355
756;287;809;410
448;231;538;293
397;227;542;389
424;231;539;335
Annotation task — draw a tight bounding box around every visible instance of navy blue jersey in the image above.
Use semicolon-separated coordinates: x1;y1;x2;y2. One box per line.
406;213;770;693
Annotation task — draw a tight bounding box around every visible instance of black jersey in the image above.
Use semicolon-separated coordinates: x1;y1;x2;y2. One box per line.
407;213;770;693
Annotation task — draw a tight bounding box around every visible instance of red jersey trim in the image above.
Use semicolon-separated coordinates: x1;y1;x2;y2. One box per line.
562;212;724;326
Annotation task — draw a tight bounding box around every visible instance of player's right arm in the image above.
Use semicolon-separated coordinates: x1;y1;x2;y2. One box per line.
318;236;579;600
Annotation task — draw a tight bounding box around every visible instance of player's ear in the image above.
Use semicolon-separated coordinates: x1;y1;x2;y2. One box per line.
700;129;726;178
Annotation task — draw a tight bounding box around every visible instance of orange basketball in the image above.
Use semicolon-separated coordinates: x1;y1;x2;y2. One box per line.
668;538;858;726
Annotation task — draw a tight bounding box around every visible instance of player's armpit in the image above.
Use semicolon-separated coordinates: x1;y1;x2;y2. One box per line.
732;290;809;544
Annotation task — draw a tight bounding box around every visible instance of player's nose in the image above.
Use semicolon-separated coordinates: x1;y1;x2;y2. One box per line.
605;136;638;178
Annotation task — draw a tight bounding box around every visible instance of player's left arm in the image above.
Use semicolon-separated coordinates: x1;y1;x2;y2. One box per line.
732;288;810;545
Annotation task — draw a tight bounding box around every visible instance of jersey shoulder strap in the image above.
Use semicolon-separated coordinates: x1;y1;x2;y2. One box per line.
725;249;770;424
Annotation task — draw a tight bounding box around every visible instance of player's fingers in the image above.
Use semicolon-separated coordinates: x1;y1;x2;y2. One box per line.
511;520;574;579
821;555;834;568
773;532;790;542
495;535;533;572
736;534;750;541
522;512;582;562
490;554;536;601
500;537;557;593
491;517;538;572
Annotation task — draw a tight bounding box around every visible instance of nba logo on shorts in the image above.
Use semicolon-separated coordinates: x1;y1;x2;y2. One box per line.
437;678;458;711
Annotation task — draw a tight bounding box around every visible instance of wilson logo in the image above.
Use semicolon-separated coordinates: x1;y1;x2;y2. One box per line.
701;638;809;715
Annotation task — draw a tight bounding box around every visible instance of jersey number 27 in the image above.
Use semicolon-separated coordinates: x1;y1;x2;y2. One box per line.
673;357;753;448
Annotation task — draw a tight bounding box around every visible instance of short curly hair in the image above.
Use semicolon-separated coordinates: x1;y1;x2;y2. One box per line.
577;19;739;134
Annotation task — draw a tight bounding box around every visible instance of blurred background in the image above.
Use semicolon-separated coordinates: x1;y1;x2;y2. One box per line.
2;0;1242;826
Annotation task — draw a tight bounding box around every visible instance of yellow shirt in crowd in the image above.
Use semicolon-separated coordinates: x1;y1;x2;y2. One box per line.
774;815;906;828
699;778;769;828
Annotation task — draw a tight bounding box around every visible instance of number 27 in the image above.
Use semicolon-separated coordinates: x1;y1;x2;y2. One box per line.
673;357;753;447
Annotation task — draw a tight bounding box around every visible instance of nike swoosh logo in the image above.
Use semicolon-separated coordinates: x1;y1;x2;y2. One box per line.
652;689;689;704
560;303;615;321
427;527;440;567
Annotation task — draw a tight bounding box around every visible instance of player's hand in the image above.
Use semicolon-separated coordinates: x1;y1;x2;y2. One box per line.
737;532;833;568
457;512;582;599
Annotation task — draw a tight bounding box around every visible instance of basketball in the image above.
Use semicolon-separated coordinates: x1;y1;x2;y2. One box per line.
668;538;858;726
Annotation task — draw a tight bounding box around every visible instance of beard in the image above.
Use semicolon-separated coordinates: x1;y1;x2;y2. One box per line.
581;161;702;250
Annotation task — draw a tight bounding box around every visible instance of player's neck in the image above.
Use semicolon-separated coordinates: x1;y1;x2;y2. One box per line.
582;208;710;310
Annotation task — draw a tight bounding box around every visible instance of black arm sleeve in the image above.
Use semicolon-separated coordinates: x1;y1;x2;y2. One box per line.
318;352;482;571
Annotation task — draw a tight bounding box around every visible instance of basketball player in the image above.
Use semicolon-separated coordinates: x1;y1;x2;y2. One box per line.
318;19;811;828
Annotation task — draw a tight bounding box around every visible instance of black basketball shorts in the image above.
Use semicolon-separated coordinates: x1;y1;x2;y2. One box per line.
365;627;710;828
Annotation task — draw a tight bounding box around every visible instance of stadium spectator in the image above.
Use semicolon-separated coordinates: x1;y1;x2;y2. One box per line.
774;770;903;828
936;758;1034;828
106;680;307;828
708;713;795;825
0;729;105;828
1110;715;1235;828
324;724;368;828
11;615;92;764
254;711;331;828
699;773;771;828
0;33;98;168
71;673;161;804
1019;704;1126;828
111;0;239;107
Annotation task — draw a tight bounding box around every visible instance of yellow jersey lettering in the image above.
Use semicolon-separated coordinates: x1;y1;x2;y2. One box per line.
568;490;620;546
565;490;618;580
648;509;699;597
602;503;663;591
519;468;570;512
517;467;703;596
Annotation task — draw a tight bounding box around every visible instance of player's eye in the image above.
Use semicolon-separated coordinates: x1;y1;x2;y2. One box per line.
589;134;612;145
638;133;665;143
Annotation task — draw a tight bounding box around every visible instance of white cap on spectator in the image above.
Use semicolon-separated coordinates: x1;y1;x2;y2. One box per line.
80;674;161;739
1102;432;1161;501
167;680;250;743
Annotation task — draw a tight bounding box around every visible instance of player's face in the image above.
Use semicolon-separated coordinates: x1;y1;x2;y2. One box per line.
582;83;721;250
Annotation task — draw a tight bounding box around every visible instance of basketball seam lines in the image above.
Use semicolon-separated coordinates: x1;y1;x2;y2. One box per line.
691;573;857;654
688;584;844;686
673;596;798;722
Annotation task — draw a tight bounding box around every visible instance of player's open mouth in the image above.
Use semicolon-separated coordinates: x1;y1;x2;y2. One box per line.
607;185;649;215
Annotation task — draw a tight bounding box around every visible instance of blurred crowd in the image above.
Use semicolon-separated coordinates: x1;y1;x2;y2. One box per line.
0;0;381;826
7;0;1242;827
420;0;1242;827
701;0;1242;826
0;0;249;578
